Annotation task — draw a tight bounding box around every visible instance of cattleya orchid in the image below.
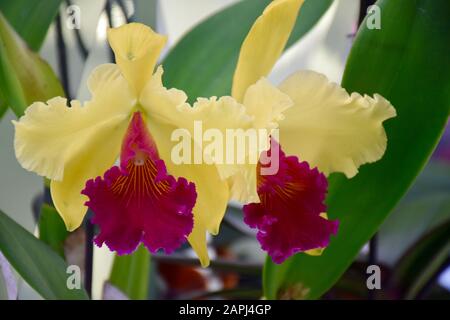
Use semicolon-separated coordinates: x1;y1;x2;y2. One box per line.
13;23;236;266
218;0;396;263
13;0;396;267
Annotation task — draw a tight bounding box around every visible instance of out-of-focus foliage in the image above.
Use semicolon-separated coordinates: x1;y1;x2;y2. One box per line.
0;13;64;117
0;210;89;299
0;0;63;51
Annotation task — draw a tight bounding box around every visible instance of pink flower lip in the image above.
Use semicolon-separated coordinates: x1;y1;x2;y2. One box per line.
243;139;339;264
82;112;197;255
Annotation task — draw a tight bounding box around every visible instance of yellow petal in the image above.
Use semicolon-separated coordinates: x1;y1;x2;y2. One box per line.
227;163;259;203
14;64;133;180
14;64;134;229
232;0;304;101
187;221;211;267
108;23;167;95
51;115;129;230
144;118;229;267
139;66;188;125
242;78;292;130
278;71;396;177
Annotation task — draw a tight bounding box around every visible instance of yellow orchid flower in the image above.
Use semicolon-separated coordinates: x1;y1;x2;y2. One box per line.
225;0;396;263
13;23;251;267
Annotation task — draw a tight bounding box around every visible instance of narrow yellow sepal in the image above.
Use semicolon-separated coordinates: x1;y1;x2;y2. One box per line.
232;0;304;102
108;23;167;95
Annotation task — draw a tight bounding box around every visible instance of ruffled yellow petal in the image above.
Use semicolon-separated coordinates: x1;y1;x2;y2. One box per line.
278;71;396;177
242;78;293;130
14;64;134;229
108;23;167;95
14;64;132;179
232;0;304;101
139;66;189;125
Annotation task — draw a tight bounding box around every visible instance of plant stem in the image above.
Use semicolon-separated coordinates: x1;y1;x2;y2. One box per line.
65;0;89;59
105;0;115;63
55;14;70;99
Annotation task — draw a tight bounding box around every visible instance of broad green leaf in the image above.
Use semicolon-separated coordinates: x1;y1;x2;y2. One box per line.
38;204;69;258
0;30;27;116
393;221;450;299
0;210;89;300
0;12;64;116
163;0;332;101
109;245;150;300
264;0;450;299
0;0;63;51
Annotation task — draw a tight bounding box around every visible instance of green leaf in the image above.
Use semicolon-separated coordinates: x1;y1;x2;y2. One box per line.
264;0;450;299
0;32;27;116
38;204;69;258
109;245;150;300
0;12;64;116
0;0;63;51
393;221;450;299
0;93;8;119
163;0;332;101
0;210;89;300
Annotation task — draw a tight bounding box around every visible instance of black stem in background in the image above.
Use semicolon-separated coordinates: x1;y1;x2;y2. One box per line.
358;0;377;26
368;234;378;300
65;0;89;59
84;213;94;298
105;0;115;63
55;14;71;100
116;0;131;23
416;257;450;300
153;254;262;275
